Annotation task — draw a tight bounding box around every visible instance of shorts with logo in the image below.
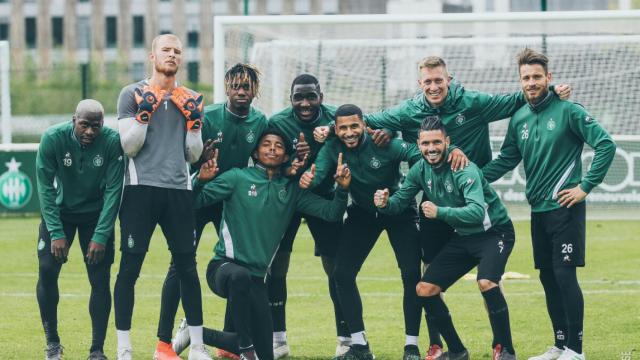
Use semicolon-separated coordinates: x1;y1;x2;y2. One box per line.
119;185;196;254
37;211;115;264
531;201;586;269
422;221;515;291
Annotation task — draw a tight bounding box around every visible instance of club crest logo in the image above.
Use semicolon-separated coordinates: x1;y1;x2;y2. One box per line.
0;158;33;210
246;130;255;143
427;179;432;192
93;154;104;167
585;115;593;123
278;188;288;201
216;131;224;143
445;179;453;193
63;152;73;167
370;157;381;169
521;123;529;140
127;234;134;248
248;184;258;197
291;137;298;151
38;238;45;250
546;118;556;131
455;113;465;125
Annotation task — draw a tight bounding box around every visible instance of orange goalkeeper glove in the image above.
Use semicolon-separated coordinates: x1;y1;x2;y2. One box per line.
134;85;165;124
170;86;204;130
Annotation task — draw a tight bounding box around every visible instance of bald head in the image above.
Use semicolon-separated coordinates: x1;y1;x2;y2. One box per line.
75;99;104;119
73;99;104;146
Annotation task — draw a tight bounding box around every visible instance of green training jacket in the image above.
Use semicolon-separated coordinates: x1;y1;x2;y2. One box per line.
199;102;268;173
364;81;529;167
310;135;422;214
192;165;348;277
482;93;616;212
380;150;510;236
36;121;124;245
269;104;337;196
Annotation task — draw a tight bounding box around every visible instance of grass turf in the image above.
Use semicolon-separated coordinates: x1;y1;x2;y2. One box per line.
0;218;638;359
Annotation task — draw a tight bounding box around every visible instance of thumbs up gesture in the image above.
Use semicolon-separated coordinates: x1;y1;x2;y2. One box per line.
334;152;351;189
374;188;390;208
296;132;310;160
299;163;316;189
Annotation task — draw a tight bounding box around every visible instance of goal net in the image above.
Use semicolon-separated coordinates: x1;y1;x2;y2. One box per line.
218;11;640;219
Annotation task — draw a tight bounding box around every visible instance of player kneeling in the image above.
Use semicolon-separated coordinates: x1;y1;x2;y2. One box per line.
172;127;350;360
375;117;516;360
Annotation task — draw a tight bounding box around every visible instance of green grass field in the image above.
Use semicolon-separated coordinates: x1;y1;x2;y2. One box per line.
1;218;638;360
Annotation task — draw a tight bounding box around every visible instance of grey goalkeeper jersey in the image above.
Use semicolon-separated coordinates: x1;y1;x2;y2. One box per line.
117;80;193;190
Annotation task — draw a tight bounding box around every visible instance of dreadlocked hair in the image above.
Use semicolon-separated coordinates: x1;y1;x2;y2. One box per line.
224;63;262;98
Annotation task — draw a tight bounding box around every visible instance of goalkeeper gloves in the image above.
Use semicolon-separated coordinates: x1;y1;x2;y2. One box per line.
134;85;165;124
171;86;204;130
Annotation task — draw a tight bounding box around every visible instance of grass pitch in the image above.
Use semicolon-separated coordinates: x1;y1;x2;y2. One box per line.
1;218;638;359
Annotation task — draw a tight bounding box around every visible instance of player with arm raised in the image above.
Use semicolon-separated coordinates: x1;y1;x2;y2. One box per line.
114;33;211;360
483;48;616;360
36;99;123;360
375;116;517;360
158;63;268;360
300;104;426;360
172;127;350;360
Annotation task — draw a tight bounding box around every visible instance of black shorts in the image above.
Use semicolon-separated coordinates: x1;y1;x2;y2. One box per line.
531;201;586;269
119;185;196;254
423;221;515;291
195;202;224;243
37;212;115;265
419;193;455;264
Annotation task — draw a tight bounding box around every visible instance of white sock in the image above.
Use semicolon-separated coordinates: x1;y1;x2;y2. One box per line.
189;326;203;346
338;336;352;345
405;335;419;346
351;331;367;346
273;331;287;343
117;330;131;349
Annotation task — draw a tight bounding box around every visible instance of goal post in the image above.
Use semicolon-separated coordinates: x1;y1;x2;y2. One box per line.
0;40;11;145
212;10;640;219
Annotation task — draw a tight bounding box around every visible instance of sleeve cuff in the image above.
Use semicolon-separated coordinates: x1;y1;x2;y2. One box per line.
579;182;594;194
91;232;108;245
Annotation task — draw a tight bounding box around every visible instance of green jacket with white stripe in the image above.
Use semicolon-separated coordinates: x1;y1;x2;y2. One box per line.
482;93;616;212
192;165;348;277
379;150;510;236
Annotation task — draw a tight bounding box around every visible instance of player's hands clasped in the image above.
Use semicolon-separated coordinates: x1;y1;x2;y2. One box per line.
334;152;351;189
171;86;204;130
134;85;166;124
374;188;390;208
421;201;438;219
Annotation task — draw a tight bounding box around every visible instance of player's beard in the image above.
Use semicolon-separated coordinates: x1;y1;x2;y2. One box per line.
155;62;178;77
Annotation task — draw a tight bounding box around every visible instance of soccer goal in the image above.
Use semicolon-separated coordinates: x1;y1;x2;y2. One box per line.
213;10;640;219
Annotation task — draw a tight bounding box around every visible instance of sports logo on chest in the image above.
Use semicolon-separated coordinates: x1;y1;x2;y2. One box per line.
215;131;224;143
444;179;454;193
427;179;432;192
546;118;556;131
278;188;288;201
93;154;104;167
370;157;381;169
291;137;298;151
455;113;465;125
248;184;258;197
63;152;73;167
246;130;255;143
521;123;529;140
